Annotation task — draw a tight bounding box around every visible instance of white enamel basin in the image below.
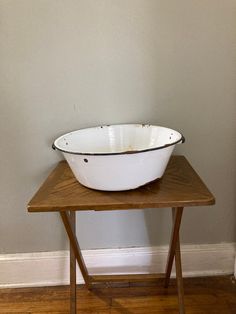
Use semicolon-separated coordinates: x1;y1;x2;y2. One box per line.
53;124;185;191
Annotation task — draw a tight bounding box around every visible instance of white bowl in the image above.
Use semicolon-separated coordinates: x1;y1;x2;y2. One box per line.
53;124;185;191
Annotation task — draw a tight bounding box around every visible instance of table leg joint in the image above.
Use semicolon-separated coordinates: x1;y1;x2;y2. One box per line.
60;211;90;288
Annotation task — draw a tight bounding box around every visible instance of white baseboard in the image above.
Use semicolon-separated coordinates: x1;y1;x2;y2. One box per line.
0;243;235;288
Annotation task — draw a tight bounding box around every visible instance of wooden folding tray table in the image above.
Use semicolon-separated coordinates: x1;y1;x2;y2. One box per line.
28;155;215;314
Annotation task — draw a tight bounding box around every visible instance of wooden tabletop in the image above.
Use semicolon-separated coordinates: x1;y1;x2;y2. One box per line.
28;156;215;212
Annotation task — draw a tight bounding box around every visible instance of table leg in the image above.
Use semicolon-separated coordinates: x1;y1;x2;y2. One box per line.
164;207;183;288
60;211;90;288
172;207;185;314
70;211;76;314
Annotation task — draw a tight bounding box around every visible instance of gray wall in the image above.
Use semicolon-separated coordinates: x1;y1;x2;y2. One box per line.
0;0;235;254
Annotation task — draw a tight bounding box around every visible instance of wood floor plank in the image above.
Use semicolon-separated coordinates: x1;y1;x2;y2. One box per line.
32;311;110;314
0;276;235;314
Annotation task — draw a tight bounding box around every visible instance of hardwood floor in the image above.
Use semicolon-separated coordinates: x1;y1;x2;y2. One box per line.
0;276;235;313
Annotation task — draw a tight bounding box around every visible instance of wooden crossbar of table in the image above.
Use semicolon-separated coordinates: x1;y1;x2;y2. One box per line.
28;156;215;314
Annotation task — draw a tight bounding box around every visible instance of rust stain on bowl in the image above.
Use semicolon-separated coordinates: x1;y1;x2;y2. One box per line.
123;150;139;154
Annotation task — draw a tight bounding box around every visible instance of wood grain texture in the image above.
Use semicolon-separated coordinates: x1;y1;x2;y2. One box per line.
90;273;165;284
0;276;235;313
28;156;215;212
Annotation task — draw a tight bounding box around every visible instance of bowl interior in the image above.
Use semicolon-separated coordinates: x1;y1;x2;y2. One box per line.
54;124;182;155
